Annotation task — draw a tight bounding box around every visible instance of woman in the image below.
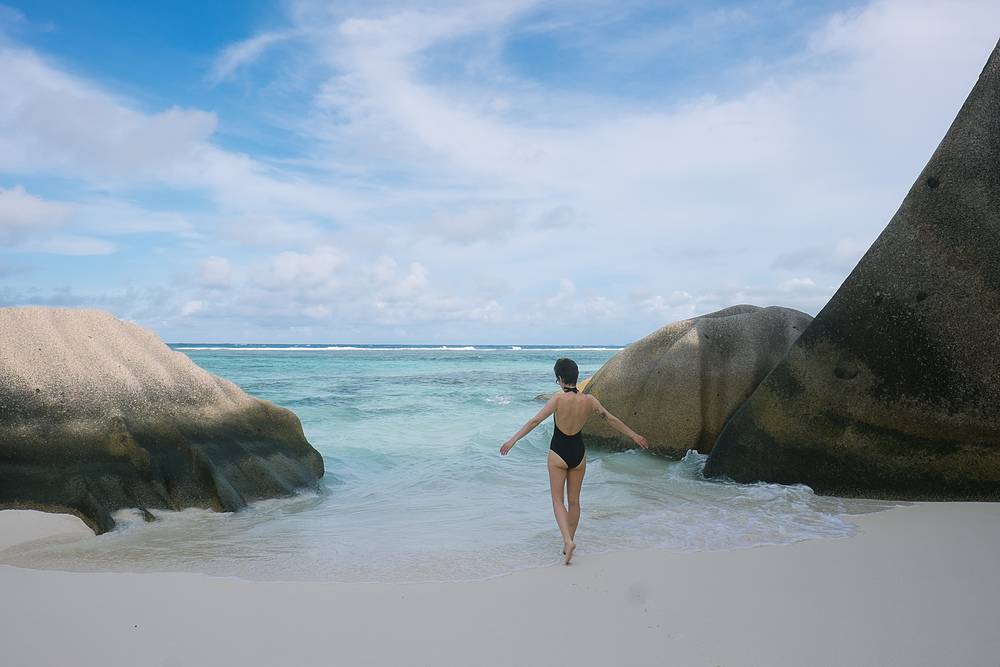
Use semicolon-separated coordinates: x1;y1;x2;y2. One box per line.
500;358;648;564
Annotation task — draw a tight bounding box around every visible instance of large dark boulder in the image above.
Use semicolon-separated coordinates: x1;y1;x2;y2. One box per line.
581;305;812;457
703;38;1000;500
0;307;324;533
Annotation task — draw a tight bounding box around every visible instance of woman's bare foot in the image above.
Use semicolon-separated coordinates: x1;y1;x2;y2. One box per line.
563;541;576;564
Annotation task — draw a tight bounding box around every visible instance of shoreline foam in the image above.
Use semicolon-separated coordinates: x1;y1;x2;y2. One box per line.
0;454;887;584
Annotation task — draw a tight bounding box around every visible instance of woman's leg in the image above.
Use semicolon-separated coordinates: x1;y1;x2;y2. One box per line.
547;450;576;563
566;456;585;541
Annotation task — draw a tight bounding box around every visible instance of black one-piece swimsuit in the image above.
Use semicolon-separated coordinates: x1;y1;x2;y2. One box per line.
550;387;585;469
550;422;585;469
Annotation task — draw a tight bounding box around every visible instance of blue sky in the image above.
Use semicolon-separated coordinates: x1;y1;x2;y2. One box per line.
1;0;998;343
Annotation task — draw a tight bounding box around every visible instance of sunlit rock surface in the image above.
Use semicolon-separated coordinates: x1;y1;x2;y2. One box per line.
704;38;1000;500
582;305;812;457
0;307;324;533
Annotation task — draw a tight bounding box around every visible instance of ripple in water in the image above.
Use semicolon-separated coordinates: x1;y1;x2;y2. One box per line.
0;452;895;583
0;347;898;583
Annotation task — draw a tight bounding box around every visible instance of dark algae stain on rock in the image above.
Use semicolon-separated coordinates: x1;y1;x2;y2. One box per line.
0;307;324;533
704;37;1000;500
818;285;971;407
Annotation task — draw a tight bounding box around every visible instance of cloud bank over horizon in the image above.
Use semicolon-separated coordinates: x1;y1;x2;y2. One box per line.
1;0;998;343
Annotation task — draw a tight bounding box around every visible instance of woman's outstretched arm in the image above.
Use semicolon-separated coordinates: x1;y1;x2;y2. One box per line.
588;396;649;449
500;397;558;455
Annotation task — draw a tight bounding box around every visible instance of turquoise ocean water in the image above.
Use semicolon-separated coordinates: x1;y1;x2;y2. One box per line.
1;345;891;582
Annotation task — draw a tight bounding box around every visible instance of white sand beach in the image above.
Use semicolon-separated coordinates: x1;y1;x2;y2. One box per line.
1;502;998;667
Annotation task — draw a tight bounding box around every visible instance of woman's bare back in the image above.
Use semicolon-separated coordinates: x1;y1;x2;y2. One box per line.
552;390;596;435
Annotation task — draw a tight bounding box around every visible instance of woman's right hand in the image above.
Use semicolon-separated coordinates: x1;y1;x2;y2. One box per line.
633;434;649;449
500;439;516;455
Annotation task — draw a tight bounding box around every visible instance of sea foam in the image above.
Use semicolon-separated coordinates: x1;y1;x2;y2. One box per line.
0;346;896;583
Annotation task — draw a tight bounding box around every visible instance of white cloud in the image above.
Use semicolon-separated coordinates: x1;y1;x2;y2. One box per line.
0;42;363;224
778;277;818;292
253;245;350;291
180;300;204;316
73;197;197;237
423;204;517;243
545;278;576;309
369;254;399;285
474;273;509;298
772;237;874;272
0;184;73;242
200;256;233;289
0;186;169;255
292;0;1000;243
302;305;332;318
367;255;433;304
0;47;217;180
217;215;326;249
709;279;838;314
207;31;299;84
627;278;838;329
379;261;429;301
532;204;575;230
637;290;704;322
306;2;553;177
21;235;116;255
158;248;508;333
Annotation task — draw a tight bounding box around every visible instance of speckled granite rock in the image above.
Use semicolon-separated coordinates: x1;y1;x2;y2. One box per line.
0;307;324;533
581;305;811;457
703;38;1000;500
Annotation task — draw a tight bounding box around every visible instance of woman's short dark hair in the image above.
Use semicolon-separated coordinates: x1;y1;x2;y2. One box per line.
554;358;579;385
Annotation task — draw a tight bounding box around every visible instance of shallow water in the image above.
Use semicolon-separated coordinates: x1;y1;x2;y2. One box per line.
0;345;895;582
